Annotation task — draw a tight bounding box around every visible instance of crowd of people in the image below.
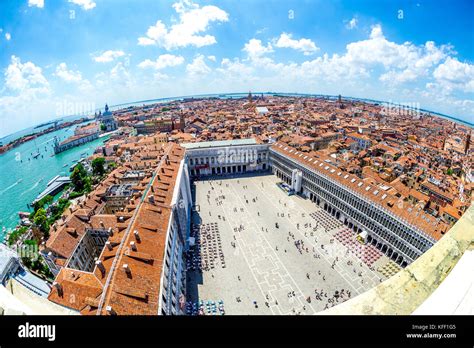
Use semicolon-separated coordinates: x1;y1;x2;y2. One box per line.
186;222;226;272
187;178;385;315
186;300;225;316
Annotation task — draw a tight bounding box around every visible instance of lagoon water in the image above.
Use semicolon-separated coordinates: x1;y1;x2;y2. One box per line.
0;125;107;241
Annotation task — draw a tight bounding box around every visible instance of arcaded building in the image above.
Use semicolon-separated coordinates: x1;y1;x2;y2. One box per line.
182;139;270;177
269;142;446;267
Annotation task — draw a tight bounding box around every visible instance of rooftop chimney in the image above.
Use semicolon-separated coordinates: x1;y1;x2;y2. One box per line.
123;263;131;275
134;230;141;242
53;281;63;296
95;260;105;275
148;195;155;204
106;306;116;315
108;227;113;236
100;220;104;228
130;241;137;251
105;241;112;251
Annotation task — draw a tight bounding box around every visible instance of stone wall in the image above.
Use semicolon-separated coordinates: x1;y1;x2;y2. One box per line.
322;203;474;315
1;279;78;315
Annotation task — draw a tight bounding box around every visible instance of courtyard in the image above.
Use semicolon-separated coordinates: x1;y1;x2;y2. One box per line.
186;174;392;315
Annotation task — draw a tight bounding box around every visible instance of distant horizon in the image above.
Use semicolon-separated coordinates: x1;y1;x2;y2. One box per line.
1;1;473;141
1;91;472;142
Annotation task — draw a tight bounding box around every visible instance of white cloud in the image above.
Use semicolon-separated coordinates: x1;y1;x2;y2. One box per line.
109;62;129;81
93;50;126;63
91;62;142;103
28;0;44;8
68;0;96;10
54;63;93;93
379;69;418;84
138;54;184;70
243;39;273;60
421;86;474;116
238;35;365;82
54;63;83;83
216;25;464;101
329;25;449;86
379;41;449;85
5;32;11;41
433;57;474;84
274;33;319;55
95;62;132;87
217;58;254;80
346;17;358;30
4;56;49;92
137;0;229;50
207;55;216;62
241;24;447;83
137;37;155;46
186;55;211;76
343;25;416;68
299;54;369;81
0;56;51;136
432;57;474;93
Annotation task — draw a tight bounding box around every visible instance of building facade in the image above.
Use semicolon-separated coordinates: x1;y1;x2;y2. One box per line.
53;132;99;154
75;122;100;136
158;160;192;315
66;229;110;272
97;104;118;132
103;184;135;214
182;139;270;177
269;144;437;267
347;132;372;151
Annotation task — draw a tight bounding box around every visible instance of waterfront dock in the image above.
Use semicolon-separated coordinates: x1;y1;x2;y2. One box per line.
32;175;71;205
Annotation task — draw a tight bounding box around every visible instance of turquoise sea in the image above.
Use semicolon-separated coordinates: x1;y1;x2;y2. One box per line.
0;125;108;241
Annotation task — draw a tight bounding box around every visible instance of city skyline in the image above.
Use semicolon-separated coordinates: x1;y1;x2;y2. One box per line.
0;0;473;138
0;1;472;343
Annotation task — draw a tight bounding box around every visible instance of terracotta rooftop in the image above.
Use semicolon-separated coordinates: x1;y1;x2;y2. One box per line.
48;142;185;315
97;143;184;315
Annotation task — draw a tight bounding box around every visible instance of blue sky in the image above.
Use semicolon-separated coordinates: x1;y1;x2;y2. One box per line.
0;0;473;137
